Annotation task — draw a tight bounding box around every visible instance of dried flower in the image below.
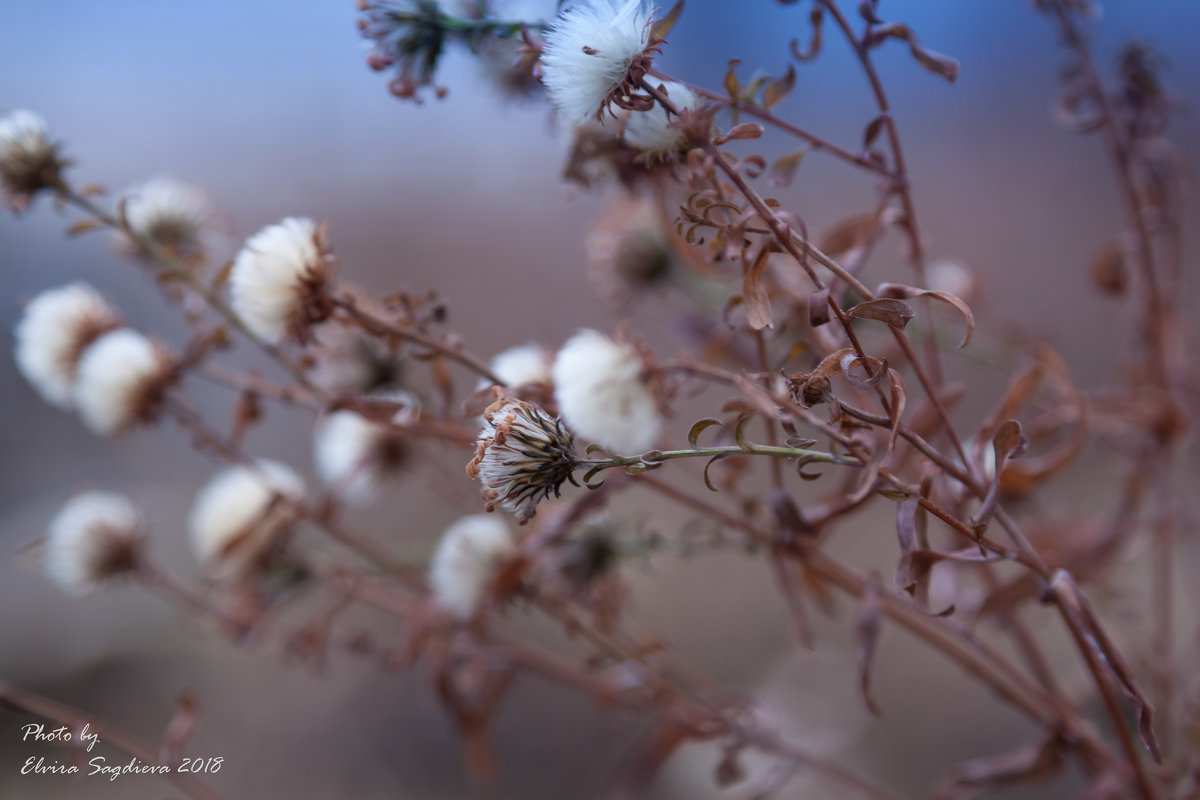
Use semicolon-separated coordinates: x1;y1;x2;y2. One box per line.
552;329;661;454
229;217;333;344
586;196;676;306
74;329;177;436
14;283;123;409
44;491;143;596
429;513;516;619
313;391;420;503
541;0;661;122
467;398;579;523
487;343;553;388
120;176;215;262
188;460;306;576
624;80;700;158
0;109;64;209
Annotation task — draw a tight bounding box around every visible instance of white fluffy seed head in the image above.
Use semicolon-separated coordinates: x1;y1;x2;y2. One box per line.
229;217;329;343
0;109;61;202
44;491;143;596
312;391;419;504
624;81;699;156
188;460;306;576
488;343;553;388
121;176;214;260
553;330;661;454
926;258;976;301
541;0;655;123
429;514;516;619
74;329;174;436
14;283;122;409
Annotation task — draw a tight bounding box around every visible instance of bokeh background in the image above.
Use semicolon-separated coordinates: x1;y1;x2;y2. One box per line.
1;1;1197;797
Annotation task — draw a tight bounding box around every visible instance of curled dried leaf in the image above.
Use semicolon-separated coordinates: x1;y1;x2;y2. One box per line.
864;22;959;83
855;576;884;716
846;297;915;330
878;282;975;347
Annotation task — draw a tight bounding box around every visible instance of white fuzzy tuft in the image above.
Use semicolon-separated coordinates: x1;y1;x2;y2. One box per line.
624;81;699;156
487;343;553;388
429;514;516;619
541;0;654;122
553;330;660;454
312;391;419;504
14;283;122;409
188;460;305;576
229;217;326;343
44;491;142;596
0;109;53;167
121;176;214;257
74;329;172;436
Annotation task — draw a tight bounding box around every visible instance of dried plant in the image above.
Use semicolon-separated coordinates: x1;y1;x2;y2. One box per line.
3;1;1196;798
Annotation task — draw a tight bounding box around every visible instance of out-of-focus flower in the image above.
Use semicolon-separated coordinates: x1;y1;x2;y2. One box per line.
925;258;978;304
229;217;333;344
44;491;143;596
0;110;65;209
313;391;420;504
14;283;123;409
74;329;177;436
429;513;516;619
120;176;215;263
586;196;676;307
553;330;661;454
623;80;700;158
541;0;661;122
188;460;306;577
467;398;578;523
487;343;553;389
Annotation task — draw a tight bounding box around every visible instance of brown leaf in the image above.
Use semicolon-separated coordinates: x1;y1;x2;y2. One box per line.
724;59;741;100
723;122;764;141
65;218;103;237
932;736;1063;800
864;22;959;83
972;420;1026;533
649;0;684;40
159;692;198;766
855;576;884;715
1090;238;1130;296
878;282;975;347
818;212;878;257
807;286;831;327
789;7;824;62
741;248;773;330
762;64;796;110
846;298;915;330
769;146;810;189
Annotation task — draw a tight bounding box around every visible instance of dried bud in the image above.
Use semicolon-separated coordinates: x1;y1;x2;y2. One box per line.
467;398;579;524
0;110;66;210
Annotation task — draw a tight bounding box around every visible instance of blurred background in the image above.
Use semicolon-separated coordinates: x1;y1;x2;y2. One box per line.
1;1;1197;797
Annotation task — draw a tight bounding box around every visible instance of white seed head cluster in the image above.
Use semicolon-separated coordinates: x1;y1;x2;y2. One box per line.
188;460;306;576
541;0;656;123
229;217;329;343
468;399;579;523
429;513;516;619
15;283;122;409
552;330;661;454
44;491;143;596
313;391;419;504
624;80;699;157
121;176;214;259
488;343;553;388
75;329;174;436
0;109;60;201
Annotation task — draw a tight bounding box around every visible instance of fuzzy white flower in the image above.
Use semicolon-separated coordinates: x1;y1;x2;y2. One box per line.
44;491;143;596
926;258;976;302
623;80;699;156
468;398;579;523
487;343;553;388
229;217;330;344
74;329;175;436
188;460;306;576
541;0;659;122
14;283;122;409
552;330;661;454
0;109;62;204
313;391;419;504
121;176;214;259
429;514;516;619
